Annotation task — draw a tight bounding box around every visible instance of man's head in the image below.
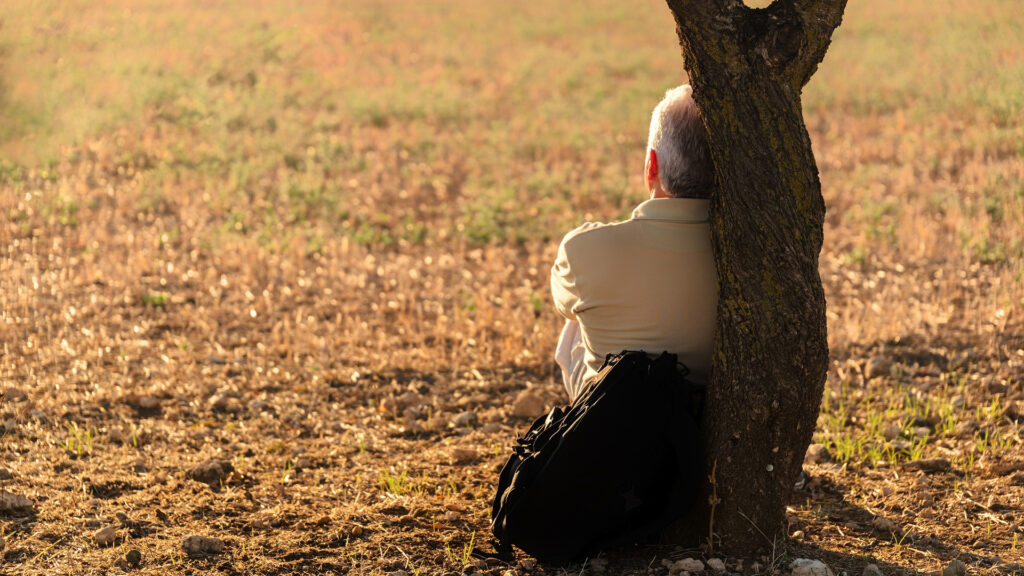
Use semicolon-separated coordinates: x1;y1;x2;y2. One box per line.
645;84;713;200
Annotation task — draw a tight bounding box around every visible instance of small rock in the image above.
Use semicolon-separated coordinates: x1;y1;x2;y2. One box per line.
124;394;160;410
912;426;931;438
0;467;12;480
453;411;478;428
131;457;148;473
955;421;978;436
862;564;882;576
445;510;460;522
791;559;834;576
791;530;805;540
3;419;17;433
804;443;831;464
481;422;502;434
350;525;364;537
1004;401;1023;422
882;424;902;440
511;391;545;417
182;534;224;556
397;391;425;410
864;356;893;379
890;439;911;451
0;491;34;512
950;395;966;409
519;558;537;570
942;559;967;576
872;517;897;533
107;427;125;444
707;558;726;572
995;563;1024;574
94;526;118;546
2;388;27;402
189;458;233;484
210;395;241;413
451;448;478;463
387;571;410;576
903;458;950;473
125;549;142;567
673;558;704;573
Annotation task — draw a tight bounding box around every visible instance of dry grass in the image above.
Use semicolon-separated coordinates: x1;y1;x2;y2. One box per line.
1;0;1022;575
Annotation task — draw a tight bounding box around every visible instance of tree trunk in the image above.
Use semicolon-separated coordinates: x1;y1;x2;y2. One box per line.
661;0;847;555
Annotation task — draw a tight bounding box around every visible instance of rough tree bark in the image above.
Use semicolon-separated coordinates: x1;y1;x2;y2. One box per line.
661;0;847;554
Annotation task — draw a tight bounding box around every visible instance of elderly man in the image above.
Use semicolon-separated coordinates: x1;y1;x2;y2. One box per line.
552;85;718;401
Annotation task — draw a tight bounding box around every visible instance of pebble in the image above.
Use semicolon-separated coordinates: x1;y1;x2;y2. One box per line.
862;564;883;576
182;534;224;556
707;558;726;572
453;411;478;428
94;526;118;546
791;559;834;576
107;427;125;444
950;395;966;409
0;491;33;512
864;356;893;379
445;510;460;522
511;391;545;417
942;559;967;576
519;559;537;570
791;530;806;540
125;549;142;567
350;525;364;537
451;448;478;463
955;421;978;436
0;467;12;480
804;443;831;464
664;557;704;574
2;388;27;402
871;517;897;533
189;458;233;484
903;458;950;473
882;424;902;440
387;571;410;576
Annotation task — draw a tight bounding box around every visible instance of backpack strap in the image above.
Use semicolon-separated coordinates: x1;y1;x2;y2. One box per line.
470;538;515;563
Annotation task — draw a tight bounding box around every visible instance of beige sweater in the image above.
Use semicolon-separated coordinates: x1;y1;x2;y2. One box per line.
551;198;718;390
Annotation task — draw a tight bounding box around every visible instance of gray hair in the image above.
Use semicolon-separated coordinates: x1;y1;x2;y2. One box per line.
647;85;713;199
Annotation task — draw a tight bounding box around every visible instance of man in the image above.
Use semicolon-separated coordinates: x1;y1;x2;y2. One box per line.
551;84;718;401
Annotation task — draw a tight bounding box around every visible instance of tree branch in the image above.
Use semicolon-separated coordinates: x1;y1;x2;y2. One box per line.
785;0;848;88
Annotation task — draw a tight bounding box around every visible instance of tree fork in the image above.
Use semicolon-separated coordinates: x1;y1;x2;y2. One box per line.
662;0;847;554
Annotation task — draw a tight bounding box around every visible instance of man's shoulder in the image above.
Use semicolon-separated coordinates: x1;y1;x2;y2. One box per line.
559;219;632;253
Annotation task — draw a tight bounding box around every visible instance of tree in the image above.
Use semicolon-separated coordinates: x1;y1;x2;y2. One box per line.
661;0;847;554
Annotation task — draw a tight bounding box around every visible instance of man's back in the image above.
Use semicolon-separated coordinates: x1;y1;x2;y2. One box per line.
551;197;718;393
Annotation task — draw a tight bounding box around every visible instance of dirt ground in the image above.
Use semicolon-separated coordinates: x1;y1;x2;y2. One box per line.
1;0;1023;575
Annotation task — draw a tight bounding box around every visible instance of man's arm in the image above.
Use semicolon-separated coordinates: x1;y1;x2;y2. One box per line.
550;234;581;321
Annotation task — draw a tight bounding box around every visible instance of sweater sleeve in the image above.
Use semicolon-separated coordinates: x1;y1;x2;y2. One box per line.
550;232;582;321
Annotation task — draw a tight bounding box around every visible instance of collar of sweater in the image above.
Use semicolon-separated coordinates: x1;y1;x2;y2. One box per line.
631;198;710;223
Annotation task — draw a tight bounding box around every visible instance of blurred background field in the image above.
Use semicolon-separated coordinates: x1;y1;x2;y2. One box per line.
1;1;1022;574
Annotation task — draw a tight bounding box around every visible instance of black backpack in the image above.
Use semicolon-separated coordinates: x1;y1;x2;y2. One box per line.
480;351;705;565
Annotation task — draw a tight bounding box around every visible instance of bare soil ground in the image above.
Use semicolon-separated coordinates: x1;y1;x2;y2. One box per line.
1;1;1023;575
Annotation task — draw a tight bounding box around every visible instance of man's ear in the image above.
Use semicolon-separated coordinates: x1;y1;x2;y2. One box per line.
646;148;659;185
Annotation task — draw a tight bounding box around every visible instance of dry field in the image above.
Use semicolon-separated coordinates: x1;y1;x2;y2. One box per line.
1;0;1023;575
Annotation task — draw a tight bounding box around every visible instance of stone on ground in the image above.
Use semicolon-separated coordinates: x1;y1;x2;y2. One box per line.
0;491;33;512
942;559;967;576
804;443;832;464
182;535;224;555
189;458;233;484
862;563;883;576
511;390;545;417
791;558;834;576
94;526;117;546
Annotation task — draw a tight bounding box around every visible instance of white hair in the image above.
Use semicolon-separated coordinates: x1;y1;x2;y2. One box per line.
646;84;713;199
